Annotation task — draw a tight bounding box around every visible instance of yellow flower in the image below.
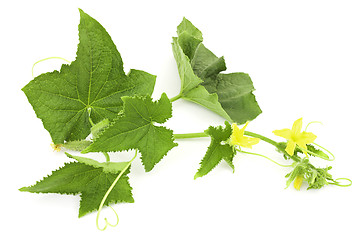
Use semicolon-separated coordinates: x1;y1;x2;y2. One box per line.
51;143;63;152
230;122;260;148
293;175;303;190
273;118;317;156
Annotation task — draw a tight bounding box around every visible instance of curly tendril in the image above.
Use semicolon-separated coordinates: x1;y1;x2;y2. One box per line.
330;178;352;187
32;57;71;77
236;148;293;168
96;150;138;231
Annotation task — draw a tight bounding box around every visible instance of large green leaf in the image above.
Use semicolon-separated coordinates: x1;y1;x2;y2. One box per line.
83;93;178;172
22;9;156;144
172;18;262;124
19;160;133;217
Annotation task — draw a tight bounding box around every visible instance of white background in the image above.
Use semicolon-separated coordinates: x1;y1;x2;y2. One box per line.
1;0;359;239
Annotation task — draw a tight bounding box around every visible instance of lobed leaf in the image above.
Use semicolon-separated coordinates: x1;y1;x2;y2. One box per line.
19;161;133;217
22;9;156;144
83;93;178;172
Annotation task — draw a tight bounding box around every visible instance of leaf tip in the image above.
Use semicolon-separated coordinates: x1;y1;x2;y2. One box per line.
80;144;93;154
18;187;29;192
78;8;85;15
78;8;86;18
194;173;201;180
144;165;154;173
80;148;90;154
78;8;92;22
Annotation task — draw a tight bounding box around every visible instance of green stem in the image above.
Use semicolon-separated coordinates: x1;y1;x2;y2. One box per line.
245;131;301;162
244;131;279;147
103;152;110;163
173;130;301;162
170;93;183;102
174;132;208;139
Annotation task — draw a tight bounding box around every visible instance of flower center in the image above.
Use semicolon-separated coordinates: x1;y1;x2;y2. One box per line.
291;133;299;142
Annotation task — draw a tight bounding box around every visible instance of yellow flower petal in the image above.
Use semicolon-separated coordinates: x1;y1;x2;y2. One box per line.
239;121;250;135
239;136;260;149
230;122;259;148
230;123;241;145
296;141;309;156
294;175;303;190
297;132;316;156
299;132;317;143
291;118;303;136
285;140;296;156
273;128;292;140
274;118;317;157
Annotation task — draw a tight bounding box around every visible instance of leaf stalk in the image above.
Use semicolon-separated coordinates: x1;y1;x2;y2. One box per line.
169;93;183;102
173;132;208;139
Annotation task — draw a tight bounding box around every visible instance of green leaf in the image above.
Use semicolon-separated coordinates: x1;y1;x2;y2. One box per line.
22;9;156;144
172;37;204;94
306;144;329;159
195;121;236;179
172;18;262;124
83;93;178;172
182;85;232;120
19;161;133;217
177;17;203;42
91;118;110;139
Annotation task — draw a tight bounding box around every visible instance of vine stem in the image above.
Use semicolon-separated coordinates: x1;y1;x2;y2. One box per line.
96;150;138;231
173;131;278;144
244;131;279;148
173;130;301;162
